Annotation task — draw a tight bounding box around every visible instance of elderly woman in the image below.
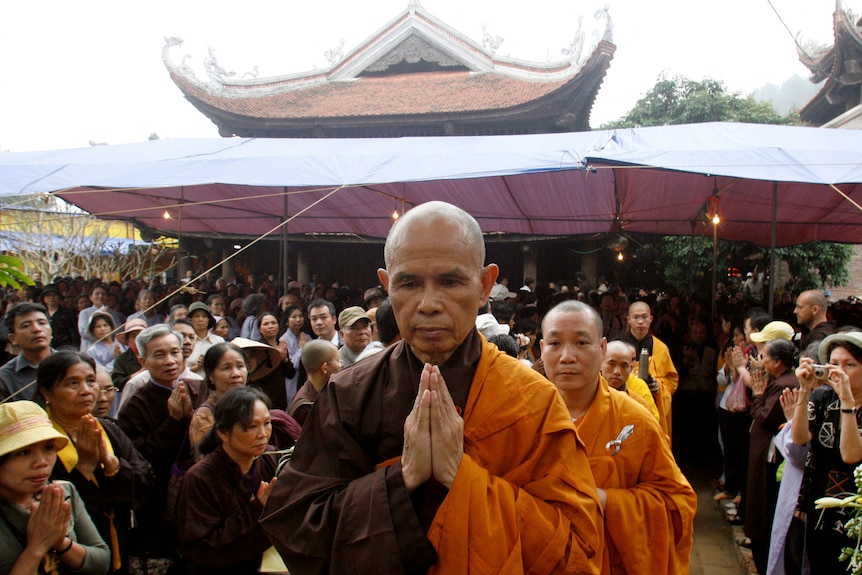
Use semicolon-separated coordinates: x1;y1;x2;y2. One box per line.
743;338;798;573
177;387;278;575
0;401;110;574
38;350;154;574
792;330;862;573
188;343;248;460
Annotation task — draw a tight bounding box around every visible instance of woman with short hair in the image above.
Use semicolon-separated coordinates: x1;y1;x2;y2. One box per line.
177;387;278;575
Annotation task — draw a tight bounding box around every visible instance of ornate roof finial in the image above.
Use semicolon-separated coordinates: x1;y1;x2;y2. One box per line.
324;39;345;66
408;0;422;13
481;23;504;55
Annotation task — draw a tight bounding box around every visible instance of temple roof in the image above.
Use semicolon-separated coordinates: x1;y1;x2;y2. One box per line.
164;4;615;137
799;5;862;125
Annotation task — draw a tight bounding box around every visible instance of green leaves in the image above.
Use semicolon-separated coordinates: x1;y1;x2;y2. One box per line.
600;73;796;129
0;254;35;290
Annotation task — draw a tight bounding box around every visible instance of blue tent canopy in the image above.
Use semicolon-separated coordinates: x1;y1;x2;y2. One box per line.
0;123;859;246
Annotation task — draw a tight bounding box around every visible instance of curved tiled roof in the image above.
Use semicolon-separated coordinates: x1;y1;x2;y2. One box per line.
171;70;570;119
164;5;615;136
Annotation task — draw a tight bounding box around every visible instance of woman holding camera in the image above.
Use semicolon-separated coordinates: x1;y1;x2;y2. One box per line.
791;330;862;573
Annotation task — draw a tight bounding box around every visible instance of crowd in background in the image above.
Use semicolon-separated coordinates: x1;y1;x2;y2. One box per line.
0;266;861;574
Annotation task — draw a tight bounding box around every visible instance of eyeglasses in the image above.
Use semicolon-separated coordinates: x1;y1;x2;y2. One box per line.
98;387;119;396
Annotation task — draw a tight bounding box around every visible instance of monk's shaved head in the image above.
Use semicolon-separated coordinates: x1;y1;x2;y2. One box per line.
384;201;485;270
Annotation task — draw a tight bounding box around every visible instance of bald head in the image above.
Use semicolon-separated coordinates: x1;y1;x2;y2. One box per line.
384;201;485;270
301;339;339;373
542;300;604;337
795;289;829;330
627;301;653;340
603;340;636;389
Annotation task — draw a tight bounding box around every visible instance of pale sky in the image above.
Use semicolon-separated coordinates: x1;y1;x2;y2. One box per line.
0;0;845;152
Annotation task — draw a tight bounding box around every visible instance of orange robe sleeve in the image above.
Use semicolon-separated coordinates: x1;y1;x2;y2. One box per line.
575;380;696;575
647;336;678;437
426;341;603;574
623;373;660;423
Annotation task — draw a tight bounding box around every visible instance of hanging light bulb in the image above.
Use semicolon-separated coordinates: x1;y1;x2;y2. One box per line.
162;210;171;220
707;196;721;225
392;209;399;220
617;252;624;262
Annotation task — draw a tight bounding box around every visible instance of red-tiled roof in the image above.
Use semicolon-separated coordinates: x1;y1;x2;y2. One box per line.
173;70;570;119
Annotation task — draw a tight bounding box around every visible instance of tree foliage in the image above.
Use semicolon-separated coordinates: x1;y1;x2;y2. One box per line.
600;74;797;129
603;74;851;296
0;255;35;289
632;235;854;295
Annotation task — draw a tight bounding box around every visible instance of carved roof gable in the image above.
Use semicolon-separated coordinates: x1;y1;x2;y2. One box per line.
328;6;494;80
362;35;466;74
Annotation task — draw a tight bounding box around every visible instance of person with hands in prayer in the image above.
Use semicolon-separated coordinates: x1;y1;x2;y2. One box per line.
261;201;602;575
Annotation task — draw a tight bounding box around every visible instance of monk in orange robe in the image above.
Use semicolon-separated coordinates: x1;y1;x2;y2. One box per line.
543;301;696;575
602;339;660;423
261;202;603;575
621;301;679;436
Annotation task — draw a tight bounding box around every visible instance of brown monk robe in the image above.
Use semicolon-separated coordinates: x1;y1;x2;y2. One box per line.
261;201;602;575
260;334;603;574
543;301;696;575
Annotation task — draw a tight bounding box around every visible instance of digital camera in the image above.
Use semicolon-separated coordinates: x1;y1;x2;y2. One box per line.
812;364;829;380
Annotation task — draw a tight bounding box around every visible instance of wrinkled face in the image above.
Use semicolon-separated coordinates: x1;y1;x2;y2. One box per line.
602;343;634;389
42;361;98;420
627;302;652;340
219;400;272;461
541;310;606;394
308;306;336;340
0;439;58;503
794;295;816;328
379;218;495;365
209;348;248;394
341;319;371;354
143;334;183;387
10;311;52;354
287;310;305;334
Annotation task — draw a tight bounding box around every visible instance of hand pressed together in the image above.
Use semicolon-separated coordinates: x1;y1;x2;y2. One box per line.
402;364;464;491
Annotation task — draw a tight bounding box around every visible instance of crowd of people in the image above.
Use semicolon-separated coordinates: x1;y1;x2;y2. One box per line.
0;200;859;574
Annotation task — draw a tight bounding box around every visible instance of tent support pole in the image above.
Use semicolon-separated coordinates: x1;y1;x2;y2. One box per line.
282;188;289;288
769;182;777;315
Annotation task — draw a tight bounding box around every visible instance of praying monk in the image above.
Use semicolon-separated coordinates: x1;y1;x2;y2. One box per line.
542;301;696;575
261;202;603;575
